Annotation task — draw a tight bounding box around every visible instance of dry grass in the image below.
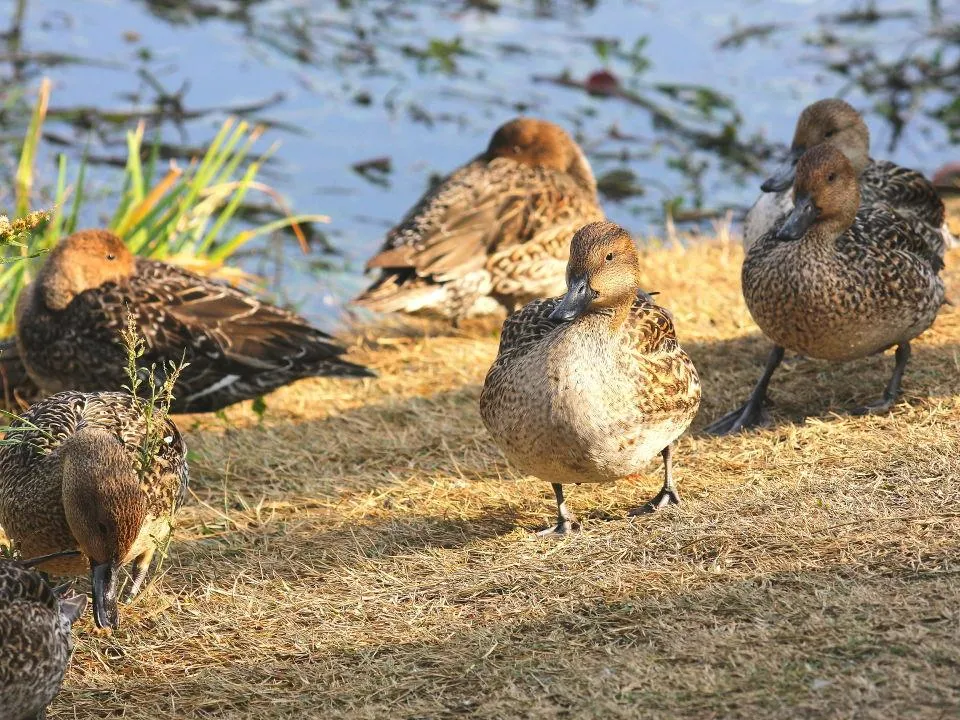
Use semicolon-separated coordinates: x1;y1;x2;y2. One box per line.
13;238;960;718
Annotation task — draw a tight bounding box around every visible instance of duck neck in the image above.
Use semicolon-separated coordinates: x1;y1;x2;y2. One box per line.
593;299;634;330
799;220;845;255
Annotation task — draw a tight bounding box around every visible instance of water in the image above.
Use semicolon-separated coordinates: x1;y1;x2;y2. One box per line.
3;0;957;326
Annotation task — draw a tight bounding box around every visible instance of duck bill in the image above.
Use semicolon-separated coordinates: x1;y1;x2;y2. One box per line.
760;147;804;192
548;273;594;322
91;561;120;630
776;194;819;241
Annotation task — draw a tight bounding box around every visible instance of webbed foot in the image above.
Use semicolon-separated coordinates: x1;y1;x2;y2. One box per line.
703;401;770;436
534;519;581;537
628;487;680;515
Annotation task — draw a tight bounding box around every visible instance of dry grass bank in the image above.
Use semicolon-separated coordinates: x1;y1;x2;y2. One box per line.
20;238;960;718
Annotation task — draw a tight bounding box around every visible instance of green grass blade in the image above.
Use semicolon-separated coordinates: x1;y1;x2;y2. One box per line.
47;153;69;241
209;214;330;263
15;78;50;220
66;148;88;235
113;125;147;237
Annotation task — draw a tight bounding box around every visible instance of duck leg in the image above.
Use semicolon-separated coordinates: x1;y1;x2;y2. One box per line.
629;445;680;515
852;342;911;415
123;548;156;602
704;345;785;435
536;483;580;537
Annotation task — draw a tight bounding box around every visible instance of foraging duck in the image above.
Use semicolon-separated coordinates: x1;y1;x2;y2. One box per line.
707;145;946;435
0;558;86;720
0;390;188;629
479;221;701;534
355;117;605;321
14;230;373;413
743;98;953;255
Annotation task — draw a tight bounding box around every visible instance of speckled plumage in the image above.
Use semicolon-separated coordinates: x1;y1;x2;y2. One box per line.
744;204;945;361
16;230;374;414
746;159;950;257
0;560;85;720
482;293;700;484
356;118;604;321
0;391;187;589
744;99;952;256
708;144;946;436
480;222;700;530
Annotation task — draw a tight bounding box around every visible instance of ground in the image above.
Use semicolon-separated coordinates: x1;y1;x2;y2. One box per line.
15;237;960;718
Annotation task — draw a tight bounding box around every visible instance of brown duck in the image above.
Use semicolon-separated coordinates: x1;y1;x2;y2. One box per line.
708;144;946;435
744;98;952;256
480;221;701;535
0;557;86;720
14;230;373;413
0;390;189;629
355;117;605;321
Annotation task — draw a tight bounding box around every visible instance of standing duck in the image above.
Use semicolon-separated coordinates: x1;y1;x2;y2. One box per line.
0;390;189;629
708;145;946;435
743;98;952;255
480;221;701;535
0;558;86;720
14;230;374;414
355;117;605;321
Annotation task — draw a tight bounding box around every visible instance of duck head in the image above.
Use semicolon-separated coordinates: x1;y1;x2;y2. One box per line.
762;99;870;193
777;145;861;242
61;426;146;630
38;230;135;311
549;221;642;324
486;117;596;191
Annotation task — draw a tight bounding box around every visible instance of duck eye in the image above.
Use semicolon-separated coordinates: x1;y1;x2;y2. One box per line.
827;172;836;183
824;129;836;139
605;252;614;262
106;253;116;261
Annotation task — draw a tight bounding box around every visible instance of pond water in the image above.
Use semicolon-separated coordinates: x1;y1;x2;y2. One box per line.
3;0;958;326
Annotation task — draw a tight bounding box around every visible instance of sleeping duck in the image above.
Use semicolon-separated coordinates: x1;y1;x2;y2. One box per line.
355;117;605;322
14;229;373;413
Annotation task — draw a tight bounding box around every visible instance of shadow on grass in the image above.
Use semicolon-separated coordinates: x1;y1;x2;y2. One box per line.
687;333;960;432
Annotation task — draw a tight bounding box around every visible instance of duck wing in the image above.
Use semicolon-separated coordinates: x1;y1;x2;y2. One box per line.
845;204;945;273
358;158;602;312
861;159;946;258
493;297;564;360
124;260;372;378
622;294;702;420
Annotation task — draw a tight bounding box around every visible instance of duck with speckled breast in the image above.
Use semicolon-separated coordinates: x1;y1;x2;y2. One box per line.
707;144;946;435
355;117;605;323
0;557;86;720
480;221;701;535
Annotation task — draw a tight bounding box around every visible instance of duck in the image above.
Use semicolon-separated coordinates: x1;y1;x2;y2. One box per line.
14;229;374;413
0;390;189;629
743;98;953;256
0;557;86;720
0;337;37;410
479;221;701;535
355;117;605;322
707;144;946;435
